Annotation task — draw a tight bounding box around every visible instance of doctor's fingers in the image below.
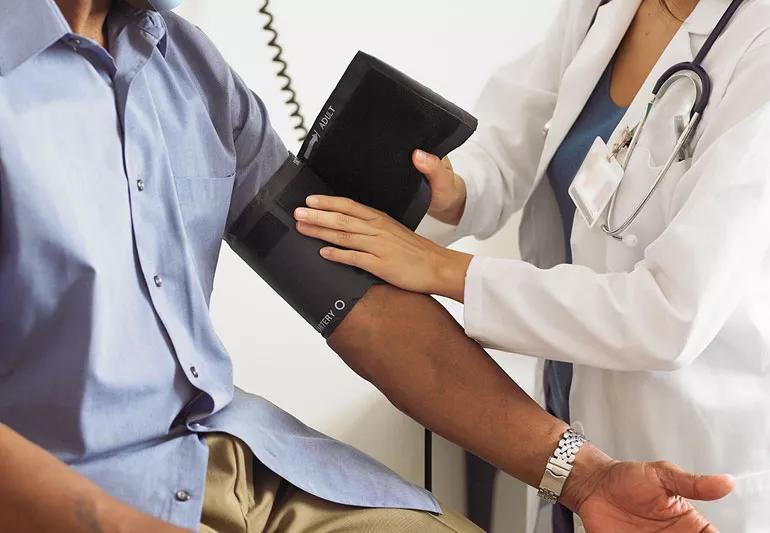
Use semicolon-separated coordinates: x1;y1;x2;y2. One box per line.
306;195;382;220
319;247;379;272
294;207;378;236
295;222;381;253
413;150;453;180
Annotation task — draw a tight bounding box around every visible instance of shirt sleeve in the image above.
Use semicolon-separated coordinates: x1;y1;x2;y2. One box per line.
463;35;770;372
419;0;586;244
225;68;289;231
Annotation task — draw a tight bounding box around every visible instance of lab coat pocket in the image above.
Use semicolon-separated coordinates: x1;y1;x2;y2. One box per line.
173;173;236;297
604;148;691;271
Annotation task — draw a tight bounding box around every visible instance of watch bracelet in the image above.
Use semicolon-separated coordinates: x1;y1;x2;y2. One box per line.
537;428;588;504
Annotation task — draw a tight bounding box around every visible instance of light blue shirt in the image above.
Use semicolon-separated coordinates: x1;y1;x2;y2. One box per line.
0;1;437;529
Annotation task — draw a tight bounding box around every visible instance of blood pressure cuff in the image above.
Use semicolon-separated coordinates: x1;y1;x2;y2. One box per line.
226;51;477;337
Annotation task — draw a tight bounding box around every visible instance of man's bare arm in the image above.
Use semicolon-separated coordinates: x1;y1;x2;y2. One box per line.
0;424;189;533
329;285;613;509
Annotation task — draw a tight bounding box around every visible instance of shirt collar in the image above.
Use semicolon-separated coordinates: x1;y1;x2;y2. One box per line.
113;2;169;55
0;0;70;75
0;0;168;76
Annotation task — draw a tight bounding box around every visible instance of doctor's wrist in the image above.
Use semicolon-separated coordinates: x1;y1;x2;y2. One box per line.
432;248;473;302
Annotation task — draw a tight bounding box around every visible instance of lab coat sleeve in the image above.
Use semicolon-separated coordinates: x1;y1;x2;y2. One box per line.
418;0;586;244
464;36;770;372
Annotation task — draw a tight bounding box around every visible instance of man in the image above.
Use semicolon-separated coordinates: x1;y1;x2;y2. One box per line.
0;1;734;532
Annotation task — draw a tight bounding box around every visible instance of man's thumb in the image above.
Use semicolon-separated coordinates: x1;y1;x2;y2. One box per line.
655;461;735;501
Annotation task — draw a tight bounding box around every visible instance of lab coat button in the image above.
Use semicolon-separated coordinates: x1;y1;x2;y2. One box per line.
190;366;199;378
153;275;163;288
174;490;190;502
136;179;145;191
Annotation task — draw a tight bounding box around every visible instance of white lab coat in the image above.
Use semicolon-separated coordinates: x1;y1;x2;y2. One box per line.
420;0;770;531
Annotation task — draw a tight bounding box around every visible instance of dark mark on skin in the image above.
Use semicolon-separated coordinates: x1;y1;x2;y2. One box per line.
74;496;103;533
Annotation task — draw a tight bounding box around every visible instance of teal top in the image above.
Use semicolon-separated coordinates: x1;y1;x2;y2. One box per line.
544;60;628;532
548;62;629;264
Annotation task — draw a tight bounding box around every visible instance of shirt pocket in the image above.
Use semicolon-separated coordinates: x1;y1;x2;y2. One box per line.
604;147;691;272
173;172;235;300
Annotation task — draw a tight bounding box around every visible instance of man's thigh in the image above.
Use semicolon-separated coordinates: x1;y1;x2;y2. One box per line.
263;480;483;533
199;433;482;533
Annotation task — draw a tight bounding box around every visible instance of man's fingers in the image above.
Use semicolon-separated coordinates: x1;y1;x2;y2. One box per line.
655;461;735;501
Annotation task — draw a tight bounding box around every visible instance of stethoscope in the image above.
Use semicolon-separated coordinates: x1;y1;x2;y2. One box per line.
597;0;747;247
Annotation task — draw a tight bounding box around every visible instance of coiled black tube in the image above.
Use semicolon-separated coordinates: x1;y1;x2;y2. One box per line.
258;0;308;143
255;3;433;493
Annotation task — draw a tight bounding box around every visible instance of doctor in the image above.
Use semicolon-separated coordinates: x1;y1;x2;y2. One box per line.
294;0;770;532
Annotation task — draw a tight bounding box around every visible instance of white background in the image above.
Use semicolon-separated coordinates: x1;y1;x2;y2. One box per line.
174;2;561;530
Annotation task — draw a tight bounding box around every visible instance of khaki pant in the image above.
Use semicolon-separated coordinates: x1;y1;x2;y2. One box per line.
200;434;483;533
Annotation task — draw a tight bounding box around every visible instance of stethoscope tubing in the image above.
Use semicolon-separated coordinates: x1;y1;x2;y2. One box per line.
598;0;747;242
602;111;701;239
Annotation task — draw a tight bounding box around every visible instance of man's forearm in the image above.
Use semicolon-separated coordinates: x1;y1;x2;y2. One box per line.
0;424;188;533
328;285;612;509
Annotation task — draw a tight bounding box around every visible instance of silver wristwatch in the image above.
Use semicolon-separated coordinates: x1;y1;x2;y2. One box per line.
537;428;588;504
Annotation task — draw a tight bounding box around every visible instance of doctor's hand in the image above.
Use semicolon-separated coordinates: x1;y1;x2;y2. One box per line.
294;195;473;302
564;452;735;533
412;150;467;226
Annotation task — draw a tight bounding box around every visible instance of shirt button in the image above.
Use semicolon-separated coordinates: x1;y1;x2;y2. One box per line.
174;490;191;502
153;275;163;287
190;366;199;378
190;422;205;431
137;179;145;191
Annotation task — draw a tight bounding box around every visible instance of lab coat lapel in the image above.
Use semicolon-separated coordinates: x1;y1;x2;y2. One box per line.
612;0;726;144
529;0;726;197
549;2;724;272
685;0;733;37
532;0;640;192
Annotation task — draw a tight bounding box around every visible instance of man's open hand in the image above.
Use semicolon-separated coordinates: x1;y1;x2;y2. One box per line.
572;459;735;532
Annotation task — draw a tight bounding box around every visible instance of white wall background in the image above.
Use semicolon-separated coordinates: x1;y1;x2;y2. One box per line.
174;2;561;531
